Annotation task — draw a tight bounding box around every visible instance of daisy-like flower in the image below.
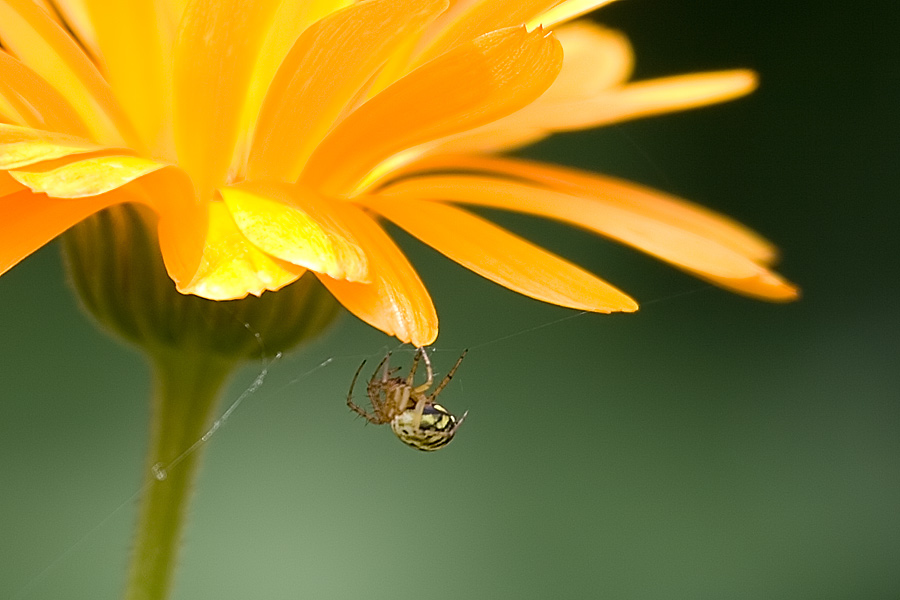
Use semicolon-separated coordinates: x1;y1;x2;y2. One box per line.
0;0;796;346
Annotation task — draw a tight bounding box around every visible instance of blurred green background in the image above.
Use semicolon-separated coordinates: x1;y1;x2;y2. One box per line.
1;2;898;599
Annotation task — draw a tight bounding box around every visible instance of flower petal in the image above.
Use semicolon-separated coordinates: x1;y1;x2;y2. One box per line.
529;70;759;130
317;205;437;346
219;183;368;282
527;0;619;29
0;51;91;136
302;25;562;196
83;0;173;156
172;0;282;195
247;0;448;181
234;0;352;170
0;123;108;169
181;201;306;300
391;154;780;264
11;155;166;198
0;188;123;276
365;195;639;313
378;169;798;302
0;0;140;147
417;0;558;61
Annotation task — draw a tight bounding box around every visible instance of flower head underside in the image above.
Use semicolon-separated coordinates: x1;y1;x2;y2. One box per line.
0;0;797;346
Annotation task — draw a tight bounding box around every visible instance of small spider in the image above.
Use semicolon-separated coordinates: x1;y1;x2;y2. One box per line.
347;347;468;451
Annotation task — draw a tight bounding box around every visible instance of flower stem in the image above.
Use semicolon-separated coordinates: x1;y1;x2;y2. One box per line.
124;348;235;600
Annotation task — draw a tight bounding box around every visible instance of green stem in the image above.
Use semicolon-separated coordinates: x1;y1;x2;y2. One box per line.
124;348;235;600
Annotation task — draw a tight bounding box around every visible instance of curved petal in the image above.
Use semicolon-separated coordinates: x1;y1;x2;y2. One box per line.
10;155;165;198
247;0;448;181
0;123;108;169
219;182;369;282
83;0;173;156
181;201;306;300
416;0;558;62
365;195;639;313
302;25;562;196
234;0;352;172
0;187;125;276
389;154;780;264
531;70;759;130
172;0;282;195
0;0;140;148
0;171;26;197
527;0;618;29
317;205;437;346
378;173;797;302
0;51;91;136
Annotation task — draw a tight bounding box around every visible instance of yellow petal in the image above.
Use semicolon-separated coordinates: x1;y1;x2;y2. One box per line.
377;170;798;302
416;0;558;62
529;70;759;130
51;0;99;57
0;51;91;136
0;187;124;276
302;25;563;196
234;0;351;170
317;205;437;346
527;0;618;29
84;0;173;156
0;0;140;148
365;195;639;313
181;201;306;300
247;0;448;181
219;183;368;282
0;123;107;169
422;22;634;154
11;155;166;198
391;153;780;264
172;0;282;195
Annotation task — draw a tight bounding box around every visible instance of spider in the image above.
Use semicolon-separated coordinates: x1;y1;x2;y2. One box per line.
347;347;468;451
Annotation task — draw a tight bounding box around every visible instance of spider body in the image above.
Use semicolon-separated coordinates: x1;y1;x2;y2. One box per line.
348;348;467;451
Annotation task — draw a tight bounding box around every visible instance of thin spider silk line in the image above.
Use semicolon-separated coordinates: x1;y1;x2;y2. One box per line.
10;284;712;599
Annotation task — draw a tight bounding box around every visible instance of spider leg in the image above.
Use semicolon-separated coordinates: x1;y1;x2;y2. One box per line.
347;360;380;423
375;353;391;384
427;349;467;401
409;394;427;429
412;347;434;393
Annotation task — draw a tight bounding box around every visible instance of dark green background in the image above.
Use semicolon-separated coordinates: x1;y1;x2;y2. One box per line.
2;3;897;598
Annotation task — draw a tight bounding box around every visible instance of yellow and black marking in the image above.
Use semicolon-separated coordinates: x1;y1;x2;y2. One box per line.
347;348;467;451
391;403;460;451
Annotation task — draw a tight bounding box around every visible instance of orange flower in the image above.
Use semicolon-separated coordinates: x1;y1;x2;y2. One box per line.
0;0;796;347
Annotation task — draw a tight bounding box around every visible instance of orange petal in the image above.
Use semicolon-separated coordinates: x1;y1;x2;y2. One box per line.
527;0;619;29
378;172;798;302
133;167;207;290
181;201;306;300
247;0;448;181
0;171;26;197
0;123;108;169
391;154;780;265
317;205;437;346
416;0;558;62
532;70;759;130
423;22;634;154
51;0;99;57
219;183;369;282
365;195;639;313
0;51;91;136
0;0;140;148
302;25;562;196
234;0;352;172
0;187;124;276
172;0;282;196
83;0;173;156
11;155;166;198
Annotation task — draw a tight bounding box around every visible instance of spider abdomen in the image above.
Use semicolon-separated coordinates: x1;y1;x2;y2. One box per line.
391;403;460;451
